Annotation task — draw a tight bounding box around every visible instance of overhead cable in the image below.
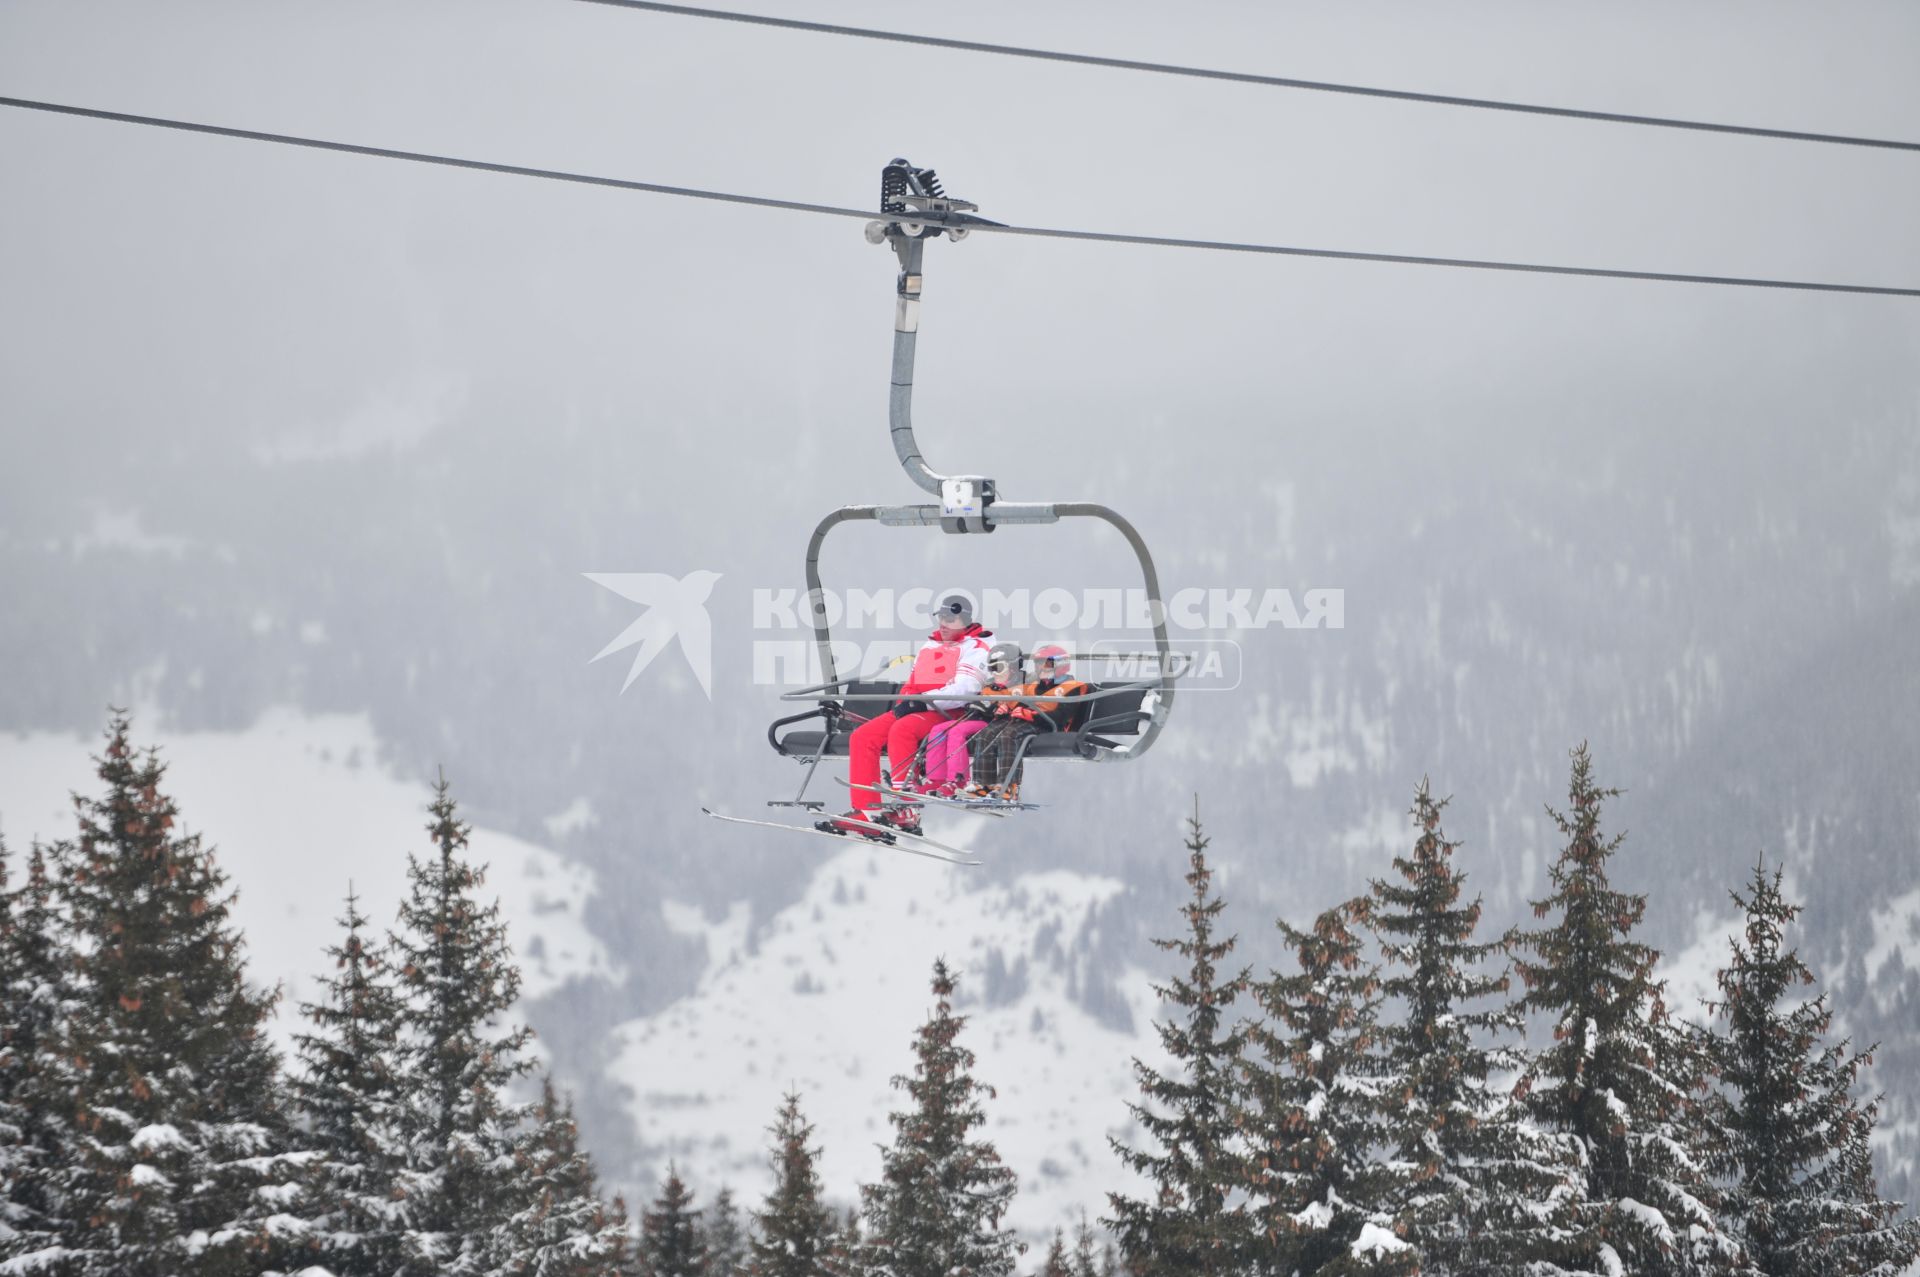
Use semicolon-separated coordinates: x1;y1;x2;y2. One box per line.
575;0;1920;154
4;96;1916;298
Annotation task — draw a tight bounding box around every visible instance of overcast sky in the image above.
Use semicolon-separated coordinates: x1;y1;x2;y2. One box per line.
5;0;1916;499
4;1;1918;826
8;2;1920;1205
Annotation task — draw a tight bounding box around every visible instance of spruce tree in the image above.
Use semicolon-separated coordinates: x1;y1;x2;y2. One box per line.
1242;902;1412;1277
748;1091;835;1277
1510;744;1732;1276
1105;805;1250;1276
1068;1213;1101;1277
493;1077;629;1276
0;837;28;1252
824;1205;862;1277
1357;779;1578;1274
289;885;408;1276
30;713;308;1276
1041;1230;1072;1277
390;774;538;1275
701;1186;748;1277
1075;1213;1121;1275
0;839;73;1260
859;959;1021;1277
639;1165;705;1277
1707;859;1920;1277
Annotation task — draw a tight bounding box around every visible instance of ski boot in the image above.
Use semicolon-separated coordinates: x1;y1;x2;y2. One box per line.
816;810;895;842
872;804;923;837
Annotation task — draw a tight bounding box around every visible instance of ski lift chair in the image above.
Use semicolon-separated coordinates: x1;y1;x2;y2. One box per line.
764;161;1178;811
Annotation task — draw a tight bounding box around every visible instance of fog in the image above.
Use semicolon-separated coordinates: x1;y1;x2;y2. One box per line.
5;0;1918;1210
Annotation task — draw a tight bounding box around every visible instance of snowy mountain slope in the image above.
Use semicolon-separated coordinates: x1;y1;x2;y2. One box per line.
607;838;1171;1240
1657;907;1746;1029
0;707;617;1042
6;352;1917;1219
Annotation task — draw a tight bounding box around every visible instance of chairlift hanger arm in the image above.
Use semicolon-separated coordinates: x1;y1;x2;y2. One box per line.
866;160;1005;524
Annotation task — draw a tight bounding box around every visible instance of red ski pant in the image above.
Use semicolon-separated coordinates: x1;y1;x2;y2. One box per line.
848;709;954;811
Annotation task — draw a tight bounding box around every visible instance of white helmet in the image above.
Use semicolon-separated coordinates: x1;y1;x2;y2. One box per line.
987;642;1024;681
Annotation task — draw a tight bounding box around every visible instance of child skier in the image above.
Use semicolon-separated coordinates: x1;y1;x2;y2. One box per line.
967;644;1089;801
920;642;1023;797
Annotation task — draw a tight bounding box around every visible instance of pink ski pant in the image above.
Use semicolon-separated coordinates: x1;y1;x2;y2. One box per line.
924;719;988;786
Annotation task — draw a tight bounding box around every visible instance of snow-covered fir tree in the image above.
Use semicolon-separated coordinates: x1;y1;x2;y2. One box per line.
748;1091;835;1277
859;959;1021;1277
1357;779;1579;1274
1068;1214;1103;1277
1510;744;1733;1276
25;713;309;1276
288;884;408;1277
1706;858;1920;1277
1040;1230;1071;1277
0;836;30;1254
700;1186;748;1277
1242;901;1413;1277
492;1076;629;1276
389;774;538;1275
824;1205;862;1277
1105;805;1251;1276
0;838;73;1262
639;1165;704;1277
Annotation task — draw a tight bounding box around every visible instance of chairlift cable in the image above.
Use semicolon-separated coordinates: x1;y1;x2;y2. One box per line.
573;0;1920;154
4;97;1915;298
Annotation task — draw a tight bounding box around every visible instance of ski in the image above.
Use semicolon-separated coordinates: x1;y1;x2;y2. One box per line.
831;777;1038;814
809;811;986;863
700;807;980;866
876;782;1041;813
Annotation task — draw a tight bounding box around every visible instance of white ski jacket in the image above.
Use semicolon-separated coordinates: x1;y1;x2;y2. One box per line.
901;626;994;713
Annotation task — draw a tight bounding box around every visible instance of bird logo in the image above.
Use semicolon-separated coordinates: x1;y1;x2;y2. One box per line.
585;570;722;698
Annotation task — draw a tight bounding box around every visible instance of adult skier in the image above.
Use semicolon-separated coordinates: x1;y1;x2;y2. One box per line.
821;594;993;838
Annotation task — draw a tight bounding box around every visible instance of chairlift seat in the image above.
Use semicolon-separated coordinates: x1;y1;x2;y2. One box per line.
769;681;1152;761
